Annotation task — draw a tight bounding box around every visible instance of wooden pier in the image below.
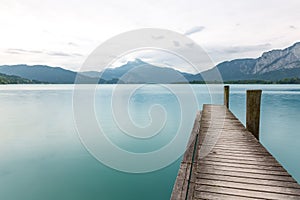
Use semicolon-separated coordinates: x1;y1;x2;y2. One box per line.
171;88;300;199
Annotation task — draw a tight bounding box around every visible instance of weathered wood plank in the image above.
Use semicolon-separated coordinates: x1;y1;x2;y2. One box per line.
209;151;273;157
194;191;260;200
171;105;300;200
201;157;283;167
196;168;296;182
205;154;280;163
198;164;290;176
198;160;285;172
197;173;300;189
195;184;300;200
170;112;200;200
196;179;300;196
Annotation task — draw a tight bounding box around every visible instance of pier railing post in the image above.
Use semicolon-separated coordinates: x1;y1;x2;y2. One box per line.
224;85;230;109
246;90;262;140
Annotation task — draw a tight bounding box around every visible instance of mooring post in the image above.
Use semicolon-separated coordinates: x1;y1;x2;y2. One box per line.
246;90;262;140
224;85;230;109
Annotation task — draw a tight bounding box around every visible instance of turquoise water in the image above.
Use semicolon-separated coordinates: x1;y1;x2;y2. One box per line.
0;84;299;200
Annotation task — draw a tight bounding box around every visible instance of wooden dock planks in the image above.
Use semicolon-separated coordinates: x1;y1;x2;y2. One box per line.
171;104;300;200
171;112;201;200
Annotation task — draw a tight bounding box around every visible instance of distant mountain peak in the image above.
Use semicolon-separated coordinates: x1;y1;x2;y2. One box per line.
2;42;300;83
125;58;147;66
253;42;300;74
202;41;300;81
290;41;300;49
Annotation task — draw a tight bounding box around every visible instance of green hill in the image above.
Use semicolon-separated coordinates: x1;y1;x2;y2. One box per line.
0;73;43;84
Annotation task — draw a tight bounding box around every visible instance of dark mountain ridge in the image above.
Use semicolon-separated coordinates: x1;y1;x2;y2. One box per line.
1;42;300;83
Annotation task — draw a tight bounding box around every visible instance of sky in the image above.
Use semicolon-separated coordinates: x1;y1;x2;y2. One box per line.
1;0;300;73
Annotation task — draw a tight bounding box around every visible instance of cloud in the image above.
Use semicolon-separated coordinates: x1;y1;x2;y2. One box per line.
6;48;43;54
184;26;205;35
151;35;164;40
68;42;79;46
173;40;180;47
72;53;84;57
162;62;173;67
47;52;70;56
5;48;83;57
213;43;272;54
185;42;195;48
47;51;83;57
289;25;296;29
204;43;274;65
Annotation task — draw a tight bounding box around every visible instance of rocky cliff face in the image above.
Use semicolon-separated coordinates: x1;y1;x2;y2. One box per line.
252;42;300;74
205;42;300;81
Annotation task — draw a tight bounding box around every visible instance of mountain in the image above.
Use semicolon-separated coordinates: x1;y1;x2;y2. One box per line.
83;59;191;83
0;65;107;84
0;73;43;84
1;42;300;83
202;42;300;81
0;65;80;83
82;42;300;82
253;42;300;74
201;59;256;81
0;61;191;84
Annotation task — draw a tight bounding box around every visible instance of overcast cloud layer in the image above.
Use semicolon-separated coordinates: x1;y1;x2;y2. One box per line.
0;0;300;72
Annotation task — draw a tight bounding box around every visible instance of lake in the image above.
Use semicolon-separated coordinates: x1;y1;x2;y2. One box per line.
0;84;299;200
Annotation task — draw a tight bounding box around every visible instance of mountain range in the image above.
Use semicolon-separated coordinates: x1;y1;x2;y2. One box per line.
0;73;43;84
203;42;300;81
0;42;300;83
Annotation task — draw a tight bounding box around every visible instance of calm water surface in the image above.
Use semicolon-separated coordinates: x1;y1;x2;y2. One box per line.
0;84;299;200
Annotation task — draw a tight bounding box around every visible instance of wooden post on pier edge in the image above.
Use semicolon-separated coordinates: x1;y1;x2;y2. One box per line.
224;85;230;109
246;90;262;140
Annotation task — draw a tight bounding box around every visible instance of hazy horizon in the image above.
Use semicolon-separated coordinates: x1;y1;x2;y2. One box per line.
1;40;299;75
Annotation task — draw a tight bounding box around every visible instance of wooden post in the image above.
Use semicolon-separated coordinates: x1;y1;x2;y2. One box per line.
224;85;229;109
246;90;262;140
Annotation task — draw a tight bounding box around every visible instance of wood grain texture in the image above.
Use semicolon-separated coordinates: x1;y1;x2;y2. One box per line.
246;90;262;140
170;112;201;200
171;104;300;200
224;86;230;109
